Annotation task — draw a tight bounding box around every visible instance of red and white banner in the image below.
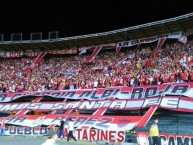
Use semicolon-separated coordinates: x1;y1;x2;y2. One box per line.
178;35;187;44
0;82;192;102
0;51;24;58
4;126;125;143
32;51;47;66
48;49;77;55
78;43;116;51
156;37;167;49
2;96;193;113
115;47;121;56
1;112;142;129
188;58;193;66
86;46;103;63
25;51;40;57
0;49;77;58
136;132;193;145
117;33;181;48
23;51;47;73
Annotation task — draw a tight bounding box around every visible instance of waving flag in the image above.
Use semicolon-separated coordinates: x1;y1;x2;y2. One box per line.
86;46;102;63
79;48;87;55
178;35;187;44
23;51;47;73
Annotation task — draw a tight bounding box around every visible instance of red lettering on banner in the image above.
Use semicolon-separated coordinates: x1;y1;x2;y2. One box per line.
117;131;125;142
82;129;88;140
5;127;125;143
89;130;96;140
97;128;100;140
76;129;81;139
101;130;108;141
109;131;116;142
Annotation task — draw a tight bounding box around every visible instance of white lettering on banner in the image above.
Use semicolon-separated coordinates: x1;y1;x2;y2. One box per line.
109;100;126;109
142;98;161;107
28;103;42;110
4;114;135;130
17;103;31;110
0;83;192;102
51;103;66;110
1;96;193;112
0;104;19;111
79;101;96;110
117;33;181;48
63;102;80;109
160;97;179;108
93;100;112;108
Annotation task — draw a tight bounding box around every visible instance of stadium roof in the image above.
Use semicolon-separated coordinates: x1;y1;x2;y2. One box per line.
1;12;193;51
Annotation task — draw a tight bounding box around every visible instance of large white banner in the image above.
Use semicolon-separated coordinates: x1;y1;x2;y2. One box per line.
117;33;181;48
0;82;192;102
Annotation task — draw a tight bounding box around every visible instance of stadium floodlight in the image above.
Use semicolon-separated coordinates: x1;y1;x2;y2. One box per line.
11;33;22;42
0;34;4;43
30;32;42;41
48;31;59;41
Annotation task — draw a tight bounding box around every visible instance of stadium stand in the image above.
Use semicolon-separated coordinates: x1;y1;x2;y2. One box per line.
0;38;193;92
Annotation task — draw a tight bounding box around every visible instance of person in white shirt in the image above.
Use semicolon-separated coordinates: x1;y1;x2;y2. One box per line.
93;80;98;88
67;118;76;142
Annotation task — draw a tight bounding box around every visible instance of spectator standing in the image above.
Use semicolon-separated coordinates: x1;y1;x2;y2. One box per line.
58;119;65;139
0;117;6;136
67;118;76;142
150;118;160;145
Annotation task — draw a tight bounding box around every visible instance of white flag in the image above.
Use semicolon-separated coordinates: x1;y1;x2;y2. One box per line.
178;35;187;44
79;49;87;55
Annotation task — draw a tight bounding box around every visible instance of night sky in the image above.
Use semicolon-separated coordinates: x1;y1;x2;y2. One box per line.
0;0;192;40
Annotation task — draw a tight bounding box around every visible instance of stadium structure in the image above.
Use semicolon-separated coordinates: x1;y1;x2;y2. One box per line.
0;12;193;145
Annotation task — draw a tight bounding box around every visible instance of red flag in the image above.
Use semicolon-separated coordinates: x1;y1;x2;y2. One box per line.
188;58;193;66
86;46;102;63
115;47;121;56
157;37;167;49
23;51;47;73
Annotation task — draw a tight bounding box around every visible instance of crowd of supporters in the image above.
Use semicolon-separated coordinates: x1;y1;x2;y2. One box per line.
0;39;193;92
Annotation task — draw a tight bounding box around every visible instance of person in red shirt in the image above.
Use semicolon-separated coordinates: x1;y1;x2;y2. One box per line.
182;71;188;82
0;117;6;136
139;76;145;86
163;74;169;83
170;74;176;82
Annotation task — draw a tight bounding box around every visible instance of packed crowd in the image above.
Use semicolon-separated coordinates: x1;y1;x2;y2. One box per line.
0;39;193;92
